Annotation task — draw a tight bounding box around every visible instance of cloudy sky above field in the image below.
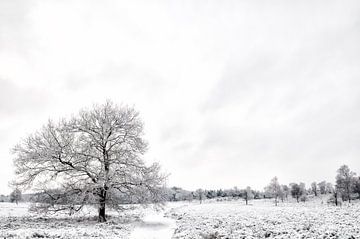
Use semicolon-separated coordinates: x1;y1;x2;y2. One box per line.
1;0;360;194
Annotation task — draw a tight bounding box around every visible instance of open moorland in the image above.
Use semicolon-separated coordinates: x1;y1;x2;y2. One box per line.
1;197;360;239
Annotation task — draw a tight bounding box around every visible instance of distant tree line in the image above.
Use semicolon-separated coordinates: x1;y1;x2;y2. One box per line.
4;165;359;208
164;186;260;204
164;165;360;206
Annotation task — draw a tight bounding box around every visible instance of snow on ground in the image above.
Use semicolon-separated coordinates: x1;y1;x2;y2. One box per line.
0;203;140;238
130;209;176;239
2;199;360;238
169;198;360;239
0;202;180;239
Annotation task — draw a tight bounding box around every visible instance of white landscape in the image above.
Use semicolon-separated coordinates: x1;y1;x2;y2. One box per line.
1;197;360;238
1;0;360;238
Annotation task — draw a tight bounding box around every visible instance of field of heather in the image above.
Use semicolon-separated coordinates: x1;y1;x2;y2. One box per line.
1;199;360;239
169;198;360;239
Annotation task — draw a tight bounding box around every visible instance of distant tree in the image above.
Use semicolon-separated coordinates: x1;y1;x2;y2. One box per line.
10;188;22;204
216;189;225;197
195;189;204;204
233;187;241;198
311;182;318;196
12;101;166;222
223;189;233;197
329;186;341;206
167;187;192;201
353;177;360;199
253;190;262;199
168;187;180;201
299;182;306;192
243;186;254;205
326;182;334;194
281;185;290;201
336;165;356;203
265;177;281;206
317;181;327;195
206;190;217;199
290;183;305;203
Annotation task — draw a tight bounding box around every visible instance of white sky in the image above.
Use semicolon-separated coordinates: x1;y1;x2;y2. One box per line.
1;0;360;194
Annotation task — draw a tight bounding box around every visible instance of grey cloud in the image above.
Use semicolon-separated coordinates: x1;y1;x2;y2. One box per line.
0;0;34;53
0;79;49;116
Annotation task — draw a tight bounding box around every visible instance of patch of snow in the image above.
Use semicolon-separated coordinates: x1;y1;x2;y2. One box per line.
130;210;176;239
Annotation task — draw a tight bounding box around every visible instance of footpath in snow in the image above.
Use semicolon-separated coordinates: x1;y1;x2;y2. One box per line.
130;208;177;239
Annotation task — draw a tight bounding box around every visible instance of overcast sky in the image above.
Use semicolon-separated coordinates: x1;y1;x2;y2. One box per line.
1;0;360;194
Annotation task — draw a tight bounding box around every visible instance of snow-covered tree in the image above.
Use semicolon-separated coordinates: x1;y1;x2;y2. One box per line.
326;182;334;194
167;187;192;201
336;165;356;203
290;183;305;203
353;177;360;199
317;181;327;195
311;182;318;196
12;101;166;222
265;177;281;206
281;185;290;201
195;189;204;204
206;190;217;199
243;186;254;205
10;188;22;204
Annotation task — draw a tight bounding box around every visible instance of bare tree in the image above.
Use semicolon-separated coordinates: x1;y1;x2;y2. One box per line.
281;185;289;201
12;101;166;222
353;177;360;199
10;188;22;204
290;183;305;203
311;182;318;196
336;165;356;203
317;181;327;195
195;189;204;204
233;186;241;198
325;182;334;194
265;177;281;206
243;186;254;205
331;185;341;206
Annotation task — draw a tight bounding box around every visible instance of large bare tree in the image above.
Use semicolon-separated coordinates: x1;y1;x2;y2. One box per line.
12;101;166;222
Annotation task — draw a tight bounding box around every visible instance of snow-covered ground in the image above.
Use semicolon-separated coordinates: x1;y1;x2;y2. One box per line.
1;199;360;238
0;202;180;239
130;209;176;239
0;203;139;238
169;198;360;238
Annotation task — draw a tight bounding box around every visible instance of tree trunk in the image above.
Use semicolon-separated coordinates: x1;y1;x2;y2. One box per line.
99;149;110;222
98;188;107;222
98;202;106;222
335;192;338;206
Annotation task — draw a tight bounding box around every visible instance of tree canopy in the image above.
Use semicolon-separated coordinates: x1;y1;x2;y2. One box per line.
12;101;166;222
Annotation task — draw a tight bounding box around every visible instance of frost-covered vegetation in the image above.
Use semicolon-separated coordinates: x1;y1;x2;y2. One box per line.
170;198;360;239
0;203;142;238
1;197;360;238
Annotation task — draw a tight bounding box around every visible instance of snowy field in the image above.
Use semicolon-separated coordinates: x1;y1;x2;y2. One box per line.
0;203;141;238
1;199;360;238
169;198;360;239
